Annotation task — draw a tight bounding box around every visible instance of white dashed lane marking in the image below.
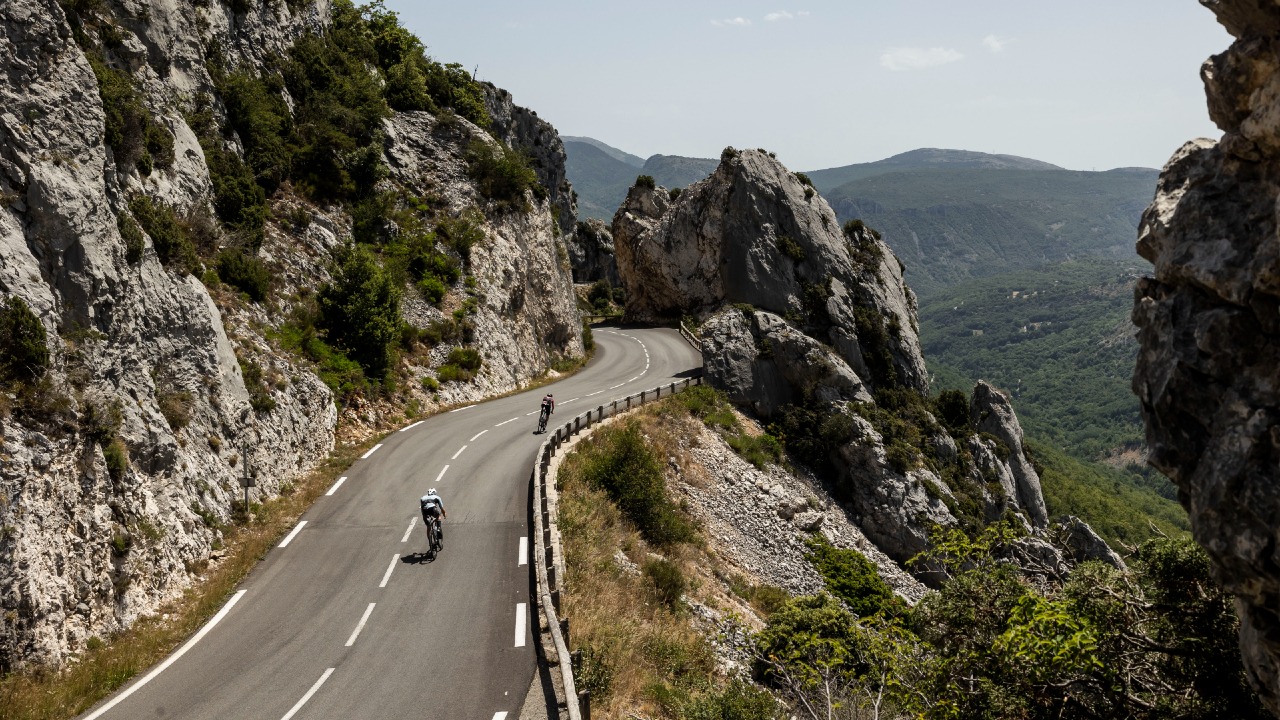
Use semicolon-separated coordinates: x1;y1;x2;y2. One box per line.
469;429;488;442
518;537;528;566
325;476;347;496
279;668;334;720
449;404;476;413
360;444;382;460
452;446;467;460
496;417;519;426
435;465;449;483
514;603;527;648
279;521;307;548
379;555;399;588
400;420;423;432
401;518;417;543
345;603;376;647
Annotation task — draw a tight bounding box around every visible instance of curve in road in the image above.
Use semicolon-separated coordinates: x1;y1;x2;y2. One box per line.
78;325;702;720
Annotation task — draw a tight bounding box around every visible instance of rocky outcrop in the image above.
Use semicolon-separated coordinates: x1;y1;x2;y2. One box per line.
0;0;582;670
567;218;619;285
971;381;1048;527
702;307;873;418
613;148;928;392
1132;1;1280;711
483;84;576;235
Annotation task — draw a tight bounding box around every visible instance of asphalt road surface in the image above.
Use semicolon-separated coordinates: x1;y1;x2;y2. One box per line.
77;326;702;720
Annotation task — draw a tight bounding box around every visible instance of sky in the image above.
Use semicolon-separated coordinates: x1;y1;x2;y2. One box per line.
381;1;1232;172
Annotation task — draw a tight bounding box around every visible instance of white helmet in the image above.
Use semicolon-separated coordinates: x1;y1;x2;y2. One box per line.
428;488;437;495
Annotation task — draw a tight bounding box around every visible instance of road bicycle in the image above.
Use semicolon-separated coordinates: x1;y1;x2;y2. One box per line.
425;515;443;556
537;406;550;433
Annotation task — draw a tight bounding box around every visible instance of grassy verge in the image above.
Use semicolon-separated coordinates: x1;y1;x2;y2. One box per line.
557;409;779;719
0;437;378;720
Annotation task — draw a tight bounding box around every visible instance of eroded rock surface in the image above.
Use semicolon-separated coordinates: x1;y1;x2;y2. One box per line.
1133;1;1280;710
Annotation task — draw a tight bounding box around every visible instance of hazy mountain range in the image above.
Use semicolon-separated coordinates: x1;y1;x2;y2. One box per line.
564;138;1158;298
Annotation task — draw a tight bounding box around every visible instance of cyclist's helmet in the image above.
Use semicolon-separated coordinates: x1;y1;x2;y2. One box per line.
428;488;437;495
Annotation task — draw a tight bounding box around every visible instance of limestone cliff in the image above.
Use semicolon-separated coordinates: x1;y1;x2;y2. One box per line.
614;148;1106;576
0;0;581;670
1133;0;1280;710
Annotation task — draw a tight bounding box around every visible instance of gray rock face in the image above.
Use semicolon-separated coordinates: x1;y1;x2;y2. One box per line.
701;307;873;418
971;381;1048;527
482;85;576;235
1133;1;1280;710
613;148;928;392
567;219;619;285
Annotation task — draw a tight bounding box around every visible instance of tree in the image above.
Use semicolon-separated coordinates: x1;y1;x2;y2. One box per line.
0;296;49;382
318;244;402;380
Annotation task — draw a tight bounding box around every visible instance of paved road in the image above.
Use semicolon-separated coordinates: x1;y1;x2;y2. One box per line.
78;326;702;720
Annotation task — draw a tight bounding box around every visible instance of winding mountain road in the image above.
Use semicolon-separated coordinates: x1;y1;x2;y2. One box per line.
78;326;702;720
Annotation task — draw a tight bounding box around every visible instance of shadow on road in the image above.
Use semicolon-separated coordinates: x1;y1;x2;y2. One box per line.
401;552;437;564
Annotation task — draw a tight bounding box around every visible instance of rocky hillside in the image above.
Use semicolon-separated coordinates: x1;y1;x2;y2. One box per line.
612;148;1116;574
0;0;581;670
1133;0;1280;712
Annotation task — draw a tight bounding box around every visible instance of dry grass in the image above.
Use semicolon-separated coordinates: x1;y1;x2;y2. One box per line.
0;439;377;720
557;405;782;719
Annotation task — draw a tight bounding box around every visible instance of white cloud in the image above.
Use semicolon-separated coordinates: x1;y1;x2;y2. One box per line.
879;46;964;71
765;11;792;21
711;17;752;27
982;34;1009;52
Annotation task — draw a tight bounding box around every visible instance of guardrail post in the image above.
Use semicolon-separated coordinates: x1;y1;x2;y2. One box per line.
670;382;676;394
561;618;570;648
574;417;580;432
580;690;591;720
597;405;603;419
641;390;646;403
571;649;582;678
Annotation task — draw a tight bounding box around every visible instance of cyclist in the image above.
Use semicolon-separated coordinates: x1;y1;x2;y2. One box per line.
419;488;447;546
538;393;555;432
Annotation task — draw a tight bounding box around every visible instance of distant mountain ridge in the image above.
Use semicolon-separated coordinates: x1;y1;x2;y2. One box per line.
562;135;644;167
564;137;1158;298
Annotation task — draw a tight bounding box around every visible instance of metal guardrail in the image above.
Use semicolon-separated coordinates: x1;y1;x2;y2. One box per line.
530;373;705;719
679;320;702;351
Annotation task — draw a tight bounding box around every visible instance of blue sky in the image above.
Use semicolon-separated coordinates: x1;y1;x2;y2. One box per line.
382;1;1231;172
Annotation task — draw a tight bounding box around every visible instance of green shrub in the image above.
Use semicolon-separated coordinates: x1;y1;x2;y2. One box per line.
680;679;780;720
318;244;402;379
804;536;902;618
156;389;193;430
216;248;271;301
465;140;545;210
668;187;682;201
420;376;439;392
118;212;145;264
128;195;198;274
643;557;686;608
103;438;128;481
578;422;695;547
0;296;49;383
582;321;594;353
793;171;813;188
635;174;656;190
238;358;276;413
417;275;447;305
777;235;805;262
726;432;784;469
435;210;486;260
84;50;172;175
446;346;482;371
575;644;615;703
933;388;972;437
436;363;472;383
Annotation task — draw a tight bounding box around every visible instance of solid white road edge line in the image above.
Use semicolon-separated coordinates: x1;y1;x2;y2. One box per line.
449;404;476;413
399;420;423;432
360;443;383;460
325;476;347;496
280;668;335;720
496;417;518;426
379;555;400;588
514;603;527;648
451;445;467;460
518;537;528;566
435;465;449;483
279;521;307;548
345;603;376;647
401;517;417;543
469;429;488;442
81;590;247;720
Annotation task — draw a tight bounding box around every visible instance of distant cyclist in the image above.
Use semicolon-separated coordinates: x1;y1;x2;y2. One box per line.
538;393;555;433
419;488;447;549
